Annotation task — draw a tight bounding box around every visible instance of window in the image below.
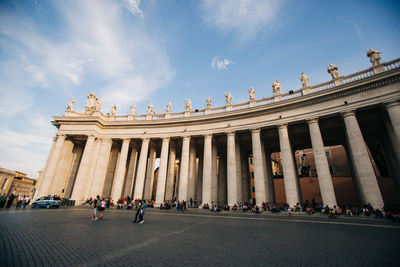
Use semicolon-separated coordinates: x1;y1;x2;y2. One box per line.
326;151;331;158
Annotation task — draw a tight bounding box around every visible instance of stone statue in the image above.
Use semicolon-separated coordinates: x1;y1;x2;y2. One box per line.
300;73;309;88
248;87;256;101
66;98;75;111
327;64;339;79
225;91;233;105
130;104;136;115
110;104;116;115
272;80;282;96
206;97;212;108
367;48;382;66
166;102;172;113
185;98;192;111
84;92;102;113
147;103;154;114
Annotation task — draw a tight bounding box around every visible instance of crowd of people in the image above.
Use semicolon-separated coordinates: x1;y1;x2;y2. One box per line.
0;193;30;209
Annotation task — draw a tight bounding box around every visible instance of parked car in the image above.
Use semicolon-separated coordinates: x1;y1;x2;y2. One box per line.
31;196;61;209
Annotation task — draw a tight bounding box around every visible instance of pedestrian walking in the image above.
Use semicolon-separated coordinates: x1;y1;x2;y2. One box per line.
0;193;6;208
23;196;30;209
133;200;142;223
5;194;15;208
98;198;106;219
92;195;101;222
138;201;146;224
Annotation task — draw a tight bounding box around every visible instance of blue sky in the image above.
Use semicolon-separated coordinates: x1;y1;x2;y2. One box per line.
1;0;399;178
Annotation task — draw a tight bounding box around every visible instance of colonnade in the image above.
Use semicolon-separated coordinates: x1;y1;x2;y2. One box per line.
35;102;400;209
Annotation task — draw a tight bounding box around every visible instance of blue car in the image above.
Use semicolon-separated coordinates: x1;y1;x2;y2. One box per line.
31;196;61;209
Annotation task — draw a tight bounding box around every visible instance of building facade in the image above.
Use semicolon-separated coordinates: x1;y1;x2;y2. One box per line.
0;169;36;198
34;50;400;209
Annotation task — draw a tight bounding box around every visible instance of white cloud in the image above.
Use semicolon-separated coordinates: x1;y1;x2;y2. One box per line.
121;0;144;17
211;56;234;70
201;0;285;41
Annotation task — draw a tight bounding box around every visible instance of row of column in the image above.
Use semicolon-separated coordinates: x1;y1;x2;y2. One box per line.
36;101;400;209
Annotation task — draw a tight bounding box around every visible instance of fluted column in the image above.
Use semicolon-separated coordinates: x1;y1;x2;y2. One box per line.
278;125;300;206
386;101;400;143
123;143;139;197
111;139;131;201
133;138;150;200
308;119;337;207
178;136;190;200
88;138;113;198
155;138;170;206
34;136;57;199
251;129;267;206
343;111;384;208
38;134;66;197
188;142;197;201
144;145;156;200
202;135;212;206
70;135;96;203
165;142;176;201
227;132;238;206
211;141;218;204
235;140;243;204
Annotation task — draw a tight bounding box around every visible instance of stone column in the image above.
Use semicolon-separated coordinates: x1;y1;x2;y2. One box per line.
143;145;156;200
49;139;75;196
227;132;238;206
88;138;112;198
111;139;130;201
70;135;96;203
178;136;190;200
123;143;139;197
196;156;203;202
343;111;384;208
241;151;249;204
34;136;57;199
251;129;267;206
165;142;176;201
38;134;66;197
263;145;275;203
188;142;197;201
218;153;227;204
83;138;102;200
308;119;337;207
385;101;400;142
211;141;218;204
133;138;150;200
2;178;14;195
235;140;243;204
278;125;300;206
155;138;170;206
202;135;212;206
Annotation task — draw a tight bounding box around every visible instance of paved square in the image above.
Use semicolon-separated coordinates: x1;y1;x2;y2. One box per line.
1;208;399;266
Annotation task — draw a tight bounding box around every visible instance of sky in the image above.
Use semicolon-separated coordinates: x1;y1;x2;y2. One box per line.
0;0;399;178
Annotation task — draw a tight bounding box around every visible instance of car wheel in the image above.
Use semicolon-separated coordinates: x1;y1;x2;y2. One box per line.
31;204;35;208
46;204;51;209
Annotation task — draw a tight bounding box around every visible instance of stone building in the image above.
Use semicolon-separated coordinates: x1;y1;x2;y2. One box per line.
34;50;400;209
0;168;36;198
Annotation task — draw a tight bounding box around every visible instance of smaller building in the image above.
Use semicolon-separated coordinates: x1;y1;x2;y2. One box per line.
0;168;36;198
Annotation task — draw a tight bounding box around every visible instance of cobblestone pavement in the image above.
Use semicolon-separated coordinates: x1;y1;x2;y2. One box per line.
1;207;399;267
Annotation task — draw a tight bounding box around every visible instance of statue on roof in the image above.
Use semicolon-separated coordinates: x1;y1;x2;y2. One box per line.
185;98;192;111
272;80;282;96
248;87;256;101
300;73;309;88
147;103;154;114
367;48;382;66
66;98;75;111
130;104;136;115
206;96;212;108
327;64;339;79
225;91;233;105
110;104;116;115
84;92;102;114
166;101;172;113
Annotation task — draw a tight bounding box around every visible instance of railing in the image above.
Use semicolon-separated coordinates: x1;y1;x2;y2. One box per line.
68;58;399;121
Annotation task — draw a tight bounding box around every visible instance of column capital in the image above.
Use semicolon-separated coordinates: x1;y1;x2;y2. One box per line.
251;128;260;134
87;135;96;140
102;138;113;144
182;136;191;141
122;138;131;143
384;101;400;109
162;137;170;142
142;138;150;143
277;124;288;130
56;133;67;138
226;131;235;136
341;110;356;118
203;134;212;139
307;118;319;125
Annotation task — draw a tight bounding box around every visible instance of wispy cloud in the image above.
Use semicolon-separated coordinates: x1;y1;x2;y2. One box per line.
211;56;234;70
200;0;285;42
121;0;144;17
